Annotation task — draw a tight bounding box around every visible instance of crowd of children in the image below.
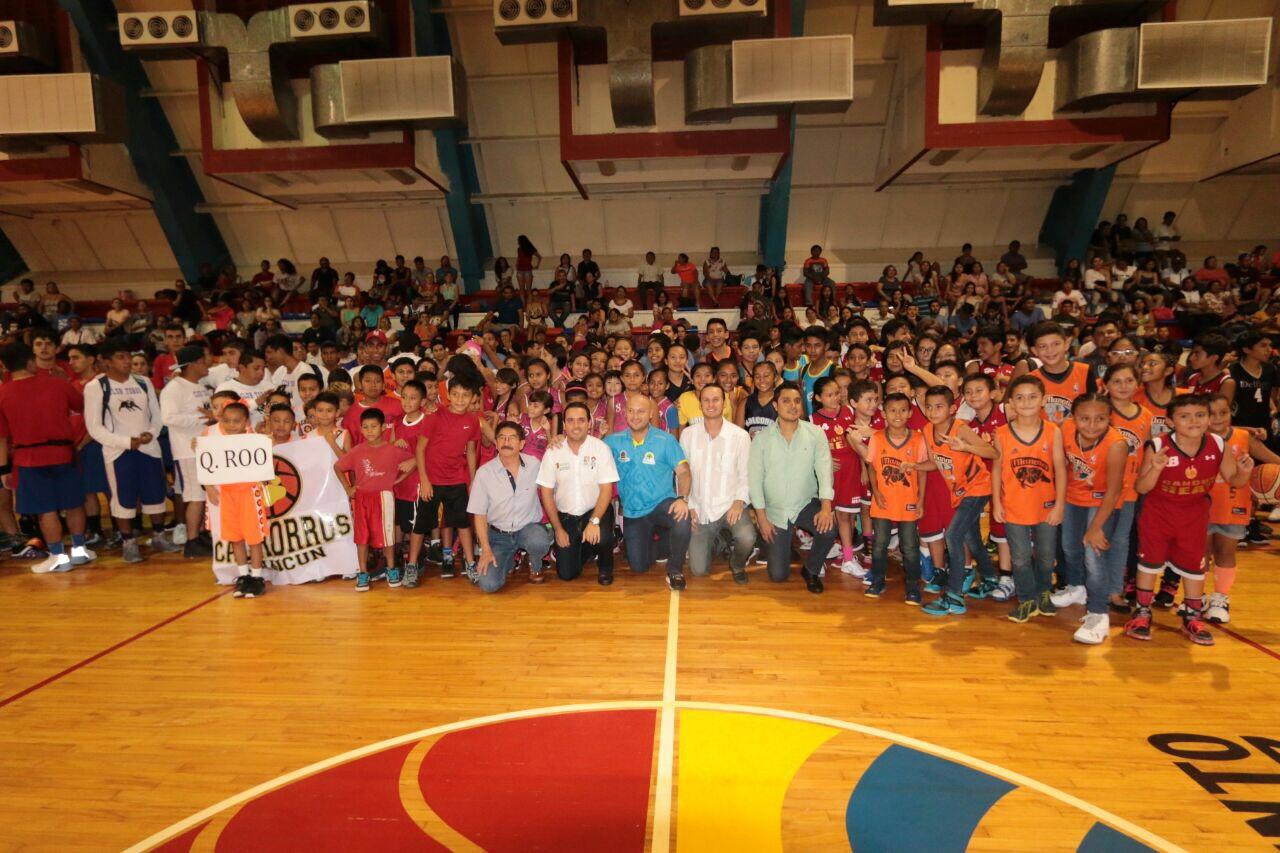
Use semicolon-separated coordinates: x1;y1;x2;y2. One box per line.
2;269;1276;648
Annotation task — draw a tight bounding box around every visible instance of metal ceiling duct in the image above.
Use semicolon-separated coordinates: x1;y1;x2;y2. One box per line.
0;73;127;155
575;0;665;128
684;44;736;123
201;9;301;142
311;56;466;138
1057;26;1137;111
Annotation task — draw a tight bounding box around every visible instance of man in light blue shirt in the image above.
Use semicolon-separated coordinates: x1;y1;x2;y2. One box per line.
748;383;836;594
604;393;693;590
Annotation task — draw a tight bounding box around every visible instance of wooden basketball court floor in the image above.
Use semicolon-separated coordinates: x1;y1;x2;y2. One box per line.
1;545;1278;852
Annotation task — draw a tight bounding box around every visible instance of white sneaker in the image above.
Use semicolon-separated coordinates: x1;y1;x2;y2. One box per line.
70;546;96;566
1050;584;1087;608
797;530;813;551
1269;506;1280;522
1204;592;1230;624
1073;612;1110;645
32;553;72;574
826;541;842;560
989;576;1016;602
840;559;867;578
170;525;188;546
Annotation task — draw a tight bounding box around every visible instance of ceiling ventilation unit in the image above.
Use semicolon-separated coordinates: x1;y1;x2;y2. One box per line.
0;19;56;69
288;1;377;39
117;11;200;48
1137;18;1271;95
678;0;766;18
494;0;577;29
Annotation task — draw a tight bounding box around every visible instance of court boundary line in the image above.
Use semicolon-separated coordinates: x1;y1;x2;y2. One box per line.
651;592;679;853
1212;624;1280;662
126;698;1185;853
0;590;233;710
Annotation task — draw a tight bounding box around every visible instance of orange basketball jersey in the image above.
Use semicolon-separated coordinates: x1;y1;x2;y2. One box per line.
1032;362;1094;424
924;420;991;504
996;421;1059;525
866;430;928;522
1210;427;1253;527
1109;404;1152;503
1062;421;1124;508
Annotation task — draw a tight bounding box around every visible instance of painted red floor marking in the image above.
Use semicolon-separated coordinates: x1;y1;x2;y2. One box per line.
0;590;233;710
1212;624;1280;662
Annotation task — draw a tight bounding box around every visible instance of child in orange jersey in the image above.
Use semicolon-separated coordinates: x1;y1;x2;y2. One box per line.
205;401;271;600
992;375;1067;623
1201;395;1280;625
1102;364;1149;613
1018;321;1096;424
1054;394;1128;644
920;385;996;617
852;393;929;604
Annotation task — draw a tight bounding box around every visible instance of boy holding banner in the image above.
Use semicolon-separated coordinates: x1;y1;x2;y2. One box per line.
205;401;270;599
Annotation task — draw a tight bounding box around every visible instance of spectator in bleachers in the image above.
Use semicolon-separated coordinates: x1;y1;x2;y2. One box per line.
637;251;664;310
103;298;130;338
802;245;832;305
273;259;306;304
702;246;730;309
515;236;541;307
1194;255;1230;287
999;240;1028;283
14;278;40;311
250;260;274;290
1131;218;1155;260
60;315;98;347
576;249;600;288
876;265;902;308
1154;210;1180;264
310;257;339;300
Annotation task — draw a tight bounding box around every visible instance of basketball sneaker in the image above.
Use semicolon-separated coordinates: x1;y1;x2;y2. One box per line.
122;539;144;564
1050;584;1086;608
150;530;182;554
1037;590;1057;617
1073;613;1110;645
989;576;1016;602
233;575;249;598
31;553;72;574
1181;614;1214;646
968;578;998;599
840;558;866;578
244;576;266;599
355;571;371;592
424;541;444;564
387;567;403;588
1007;599;1039;623
70;546;96;566
667;572;687;591
904;587;921;606
864;581;885;598
403;564;422;589
170;525;188;546
1124;608;1152;640
1153;584;1178;609
439;552;456;579
1204;592;1230;624
923;592;966;616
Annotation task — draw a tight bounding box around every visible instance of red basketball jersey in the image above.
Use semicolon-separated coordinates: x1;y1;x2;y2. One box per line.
1145;433;1225;510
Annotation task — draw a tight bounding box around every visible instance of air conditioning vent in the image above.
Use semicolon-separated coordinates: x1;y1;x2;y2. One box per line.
1138;18;1272;91
287;1;376;39
0;25;12;50
679;0;765;16
117;11;201;48
493;0;576;30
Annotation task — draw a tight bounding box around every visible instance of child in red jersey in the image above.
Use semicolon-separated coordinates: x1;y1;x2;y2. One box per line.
812;377;863;576
338;408;413;592
417;377;482;579
343;365;404;445
844;379;885;571
390;380;434;588
962;373;1012;600
1184;334;1235;398
1201;396;1280;625
1127;395;1253;645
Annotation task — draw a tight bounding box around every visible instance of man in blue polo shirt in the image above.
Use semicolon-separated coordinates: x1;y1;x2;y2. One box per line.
604;392;693;590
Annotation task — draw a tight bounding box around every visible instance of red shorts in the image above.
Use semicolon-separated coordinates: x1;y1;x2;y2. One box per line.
918;470;955;542
1137;500;1209;577
987;517;1007;543
353;490;396;549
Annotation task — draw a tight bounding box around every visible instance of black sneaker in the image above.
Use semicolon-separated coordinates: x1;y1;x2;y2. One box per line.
598;572;614;586
1244;528;1270;546
1153;588;1176;609
244;576;265;599
183;538;213;559
424;541;444;565
802;568;824;594
666;572;686;591
731;566;749;585
440;553;456;579
233;575;249;598
864;582;885;599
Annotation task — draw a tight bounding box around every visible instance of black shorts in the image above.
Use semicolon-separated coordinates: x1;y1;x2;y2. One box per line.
423;483;470;530
395;498;433;536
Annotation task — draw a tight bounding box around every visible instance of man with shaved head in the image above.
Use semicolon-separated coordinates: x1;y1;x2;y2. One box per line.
604;392;692;590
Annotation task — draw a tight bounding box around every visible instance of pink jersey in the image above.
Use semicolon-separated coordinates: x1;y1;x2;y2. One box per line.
519;413;550;460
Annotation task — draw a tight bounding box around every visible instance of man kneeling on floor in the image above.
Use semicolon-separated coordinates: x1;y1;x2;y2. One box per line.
467;420;551;593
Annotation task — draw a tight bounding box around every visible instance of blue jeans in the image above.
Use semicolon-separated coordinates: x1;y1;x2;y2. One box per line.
477;522;552;594
871;517;921;591
946;495;993;594
1006;521;1057;602
1062;502;1130;614
623;498;691;576
764;499;837;582
1105;501;1135;600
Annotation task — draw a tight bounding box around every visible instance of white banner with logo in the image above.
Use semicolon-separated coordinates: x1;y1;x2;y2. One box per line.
210;436;356;586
